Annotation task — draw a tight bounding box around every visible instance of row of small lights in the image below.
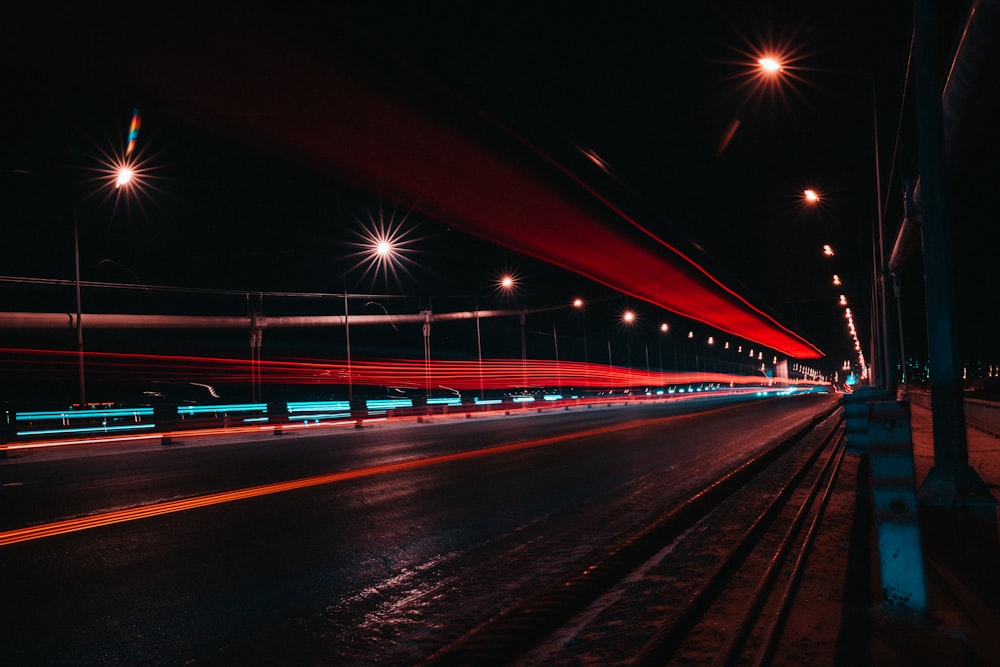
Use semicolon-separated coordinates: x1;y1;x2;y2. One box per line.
575;296;779;372
809;191;869;380
760;57;870;382
509;280;782;372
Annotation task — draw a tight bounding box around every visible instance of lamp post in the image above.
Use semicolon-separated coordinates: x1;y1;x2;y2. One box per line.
73;212;85;405
422;309;432;407
475;300;484;401
73;162;139;406
622;309;635;392
552;321;561;396
499;274;527;392
658;323;668;389
573;298;589;393
343;289;353;403
349;216;416;405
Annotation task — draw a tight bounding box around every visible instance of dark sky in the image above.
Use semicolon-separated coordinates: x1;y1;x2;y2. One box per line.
3;1;996;378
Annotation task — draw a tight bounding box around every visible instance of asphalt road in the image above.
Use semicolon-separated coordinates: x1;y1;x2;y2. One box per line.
0;392;837;665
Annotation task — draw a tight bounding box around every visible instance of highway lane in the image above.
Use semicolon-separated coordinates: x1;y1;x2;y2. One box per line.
0;392;837;665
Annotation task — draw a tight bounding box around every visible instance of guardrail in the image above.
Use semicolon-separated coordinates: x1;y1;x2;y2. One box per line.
907;390;1000;438
964;398;1000;437
2;386;817;449
13;406;157;438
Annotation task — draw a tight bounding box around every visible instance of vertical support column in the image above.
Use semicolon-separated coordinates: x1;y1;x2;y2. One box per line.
913;0;993;505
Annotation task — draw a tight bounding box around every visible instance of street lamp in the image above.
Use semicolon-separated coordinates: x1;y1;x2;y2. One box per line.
346;217;416;405
658;322;668;387
758;56;782;74
499;274;526;391
572;297;589;392
115;166;135;189
74;160;142;406
621;310;636;391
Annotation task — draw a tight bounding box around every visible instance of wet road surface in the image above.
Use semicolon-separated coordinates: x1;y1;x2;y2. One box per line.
0;392;837;665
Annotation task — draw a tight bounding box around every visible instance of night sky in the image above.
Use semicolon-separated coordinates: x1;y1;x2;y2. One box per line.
3;1;997;388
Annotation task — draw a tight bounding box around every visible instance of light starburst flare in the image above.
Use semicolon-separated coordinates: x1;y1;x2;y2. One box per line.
348;207;422;287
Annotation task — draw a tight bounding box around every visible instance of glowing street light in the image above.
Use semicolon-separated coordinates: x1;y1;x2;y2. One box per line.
115;165;135;189
657;322;669;383
499;274;526;390
351;211;419;288
573;298;588;367
621;310;637;389
758;56;783;74
823;244;835;257
833;274;842;286
76;143;149;405
803;188;820;203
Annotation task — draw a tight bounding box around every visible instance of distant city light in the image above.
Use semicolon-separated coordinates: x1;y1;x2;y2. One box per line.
803;188;819;203
823;244;835;256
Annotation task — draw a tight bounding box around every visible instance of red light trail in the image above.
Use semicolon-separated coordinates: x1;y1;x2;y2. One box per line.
50;11;822;359
1;348;822;393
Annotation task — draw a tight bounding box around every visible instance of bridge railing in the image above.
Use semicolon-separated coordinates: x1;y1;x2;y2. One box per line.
908;390;1000;438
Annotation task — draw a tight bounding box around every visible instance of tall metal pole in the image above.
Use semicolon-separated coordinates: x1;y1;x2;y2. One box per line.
476;304;484;401
552;322;561;396
578;305;588;389
520;310;527;391
423;309;432;405
607;336;613;388
344;290;352;403
871;75;896;392
73;213;86;406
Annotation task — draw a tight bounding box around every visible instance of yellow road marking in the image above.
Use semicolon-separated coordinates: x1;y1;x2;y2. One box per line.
1;414;692;547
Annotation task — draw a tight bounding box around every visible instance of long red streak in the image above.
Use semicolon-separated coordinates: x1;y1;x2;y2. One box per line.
42;10;822;359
